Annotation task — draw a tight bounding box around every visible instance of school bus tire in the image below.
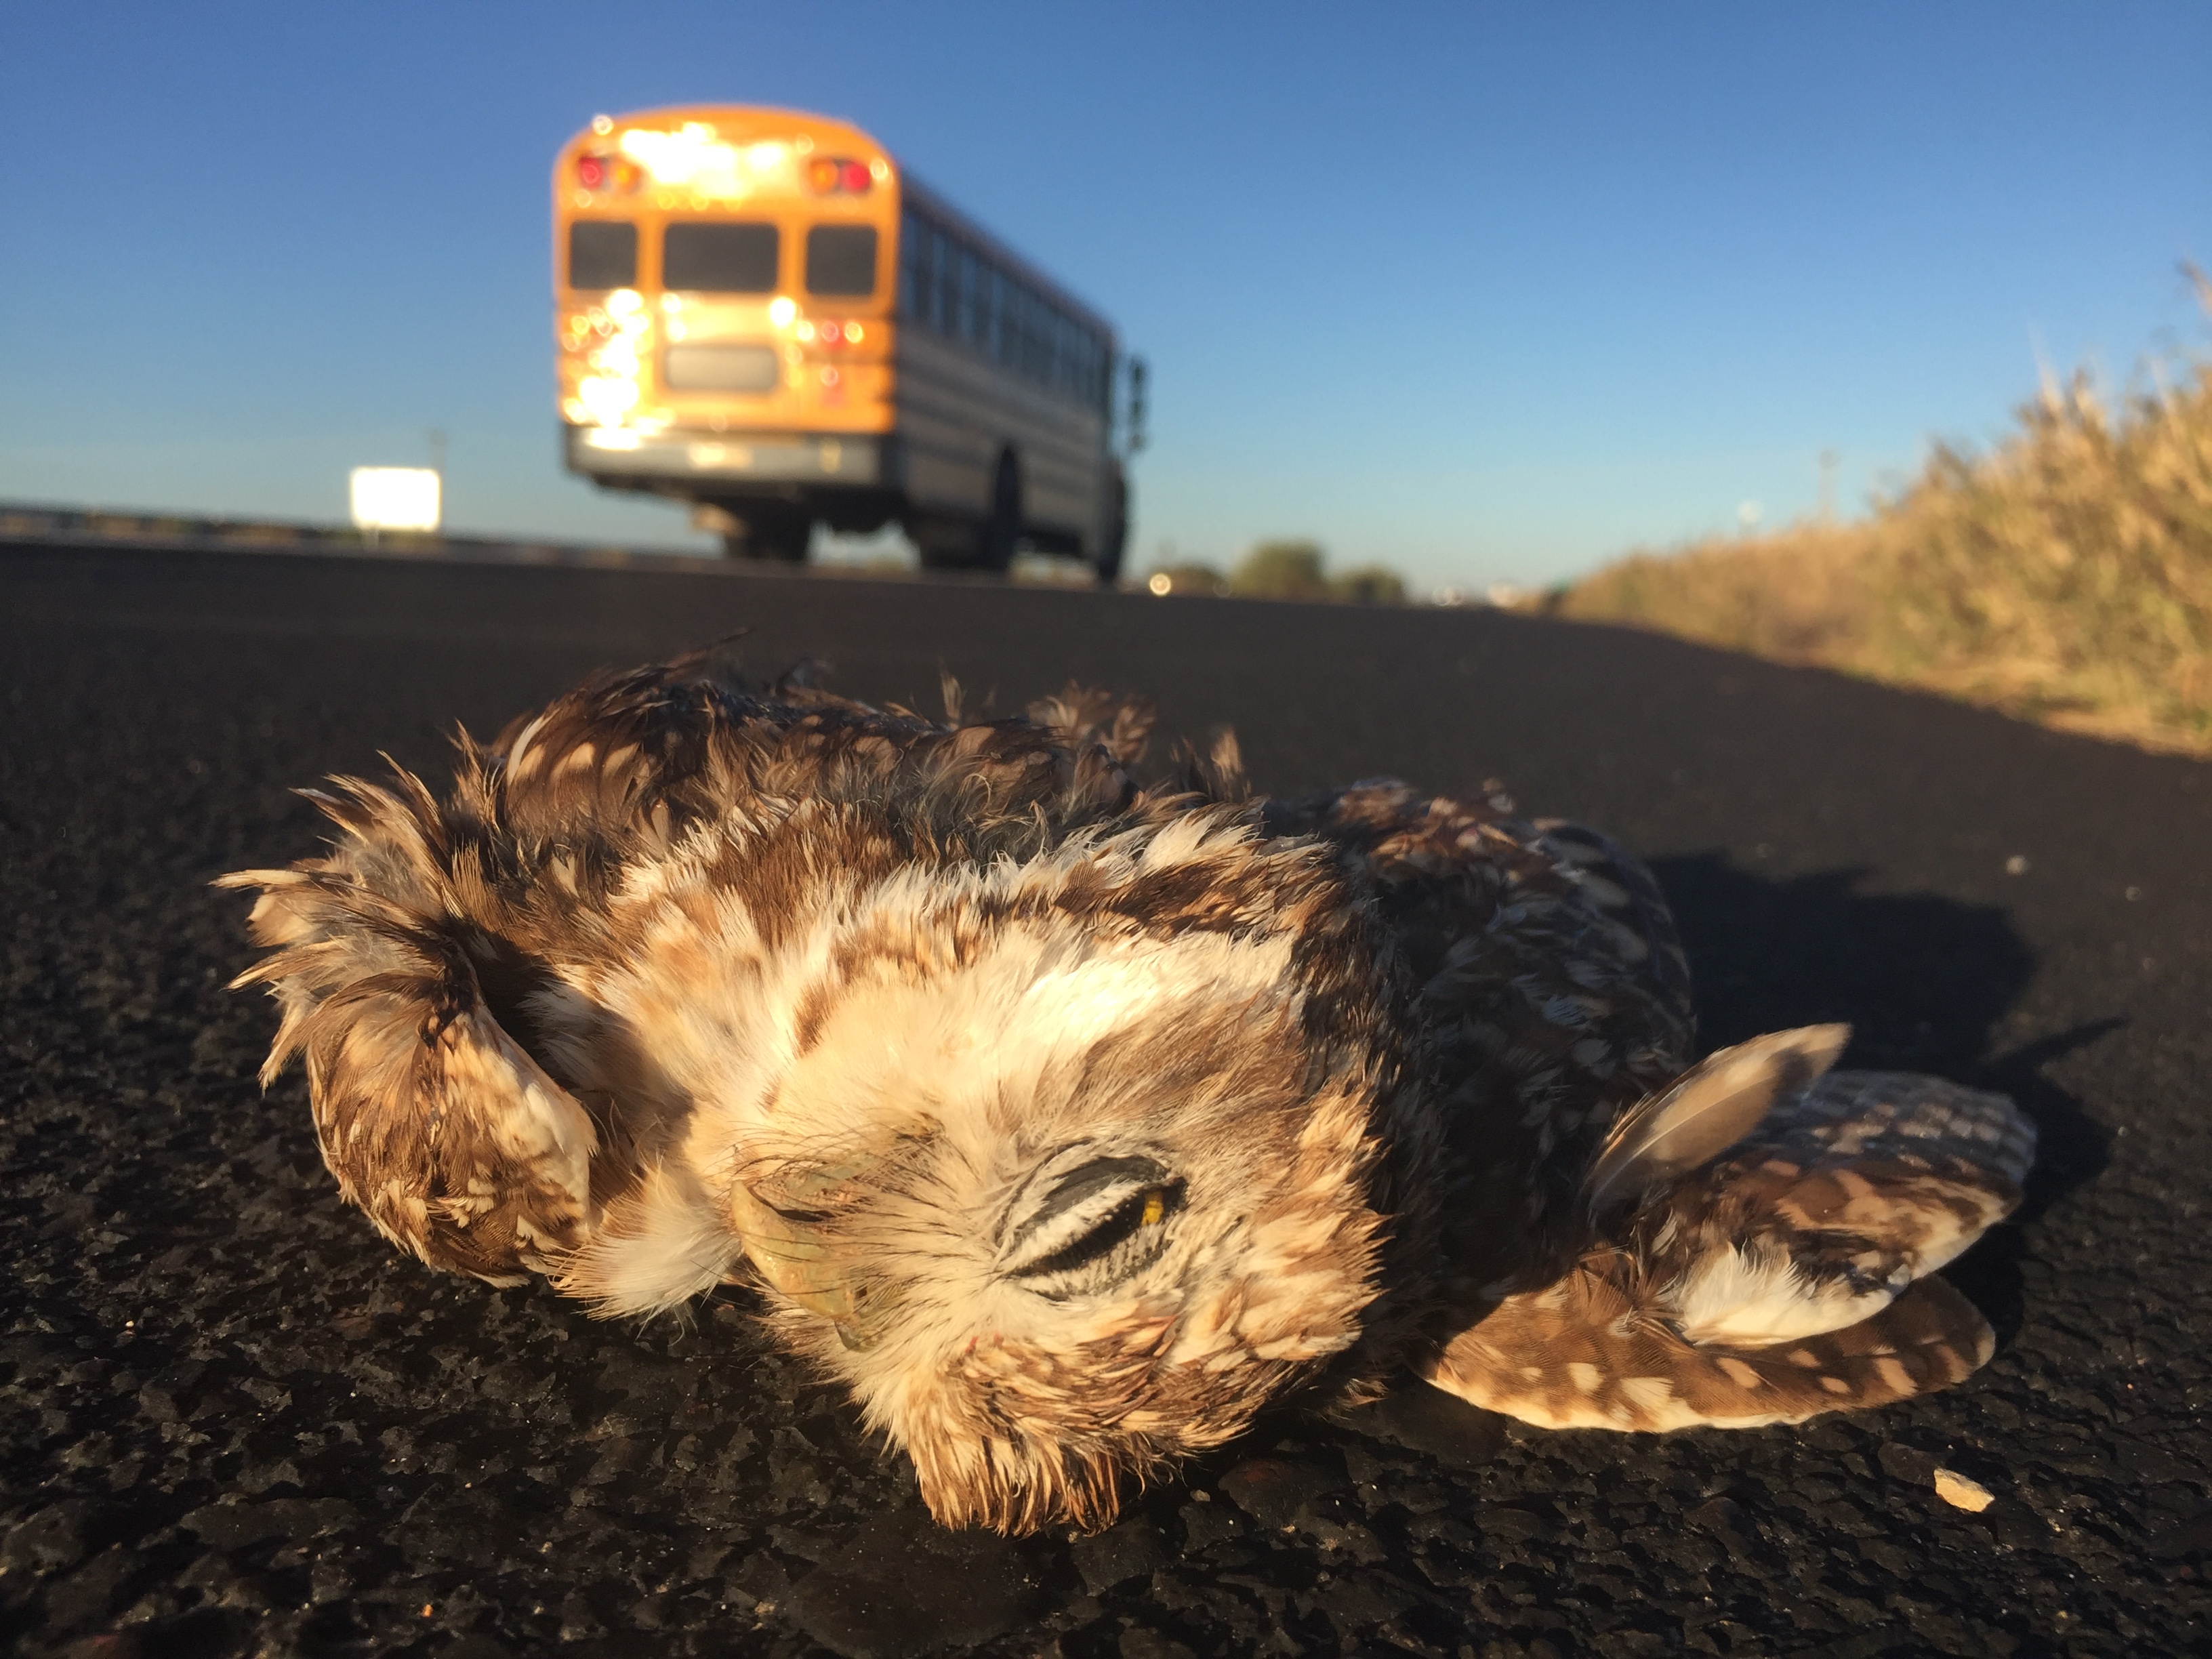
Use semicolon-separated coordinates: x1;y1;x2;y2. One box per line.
912;518;980;572
716;504;812;563
1095;463;1128;586
974;449;1022;575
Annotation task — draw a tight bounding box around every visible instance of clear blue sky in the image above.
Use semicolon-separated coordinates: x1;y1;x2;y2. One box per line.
5;2;2207;590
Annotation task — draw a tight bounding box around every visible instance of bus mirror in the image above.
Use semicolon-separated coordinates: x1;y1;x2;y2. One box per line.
1124;355;1149;456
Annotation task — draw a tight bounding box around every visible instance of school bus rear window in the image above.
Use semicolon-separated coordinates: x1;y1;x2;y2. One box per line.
806;226;878;297
568;221;636;290
665;222;780;293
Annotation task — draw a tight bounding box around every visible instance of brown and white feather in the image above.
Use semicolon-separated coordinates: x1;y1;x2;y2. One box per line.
224;649;2036;1532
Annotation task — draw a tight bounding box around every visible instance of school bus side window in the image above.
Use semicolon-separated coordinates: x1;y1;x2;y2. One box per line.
569;221;637;289
930;237;953;333
807;226;878;297
989;269;1011;363
899;209;926;318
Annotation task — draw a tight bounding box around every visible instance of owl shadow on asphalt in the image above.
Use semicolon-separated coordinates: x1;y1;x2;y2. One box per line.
1648;852;2114;1349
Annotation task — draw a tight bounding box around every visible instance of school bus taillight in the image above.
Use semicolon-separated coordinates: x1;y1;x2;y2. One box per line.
574;153;639;193
806;156;874;195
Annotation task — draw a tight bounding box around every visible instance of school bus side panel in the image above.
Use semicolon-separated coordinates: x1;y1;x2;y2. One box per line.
891;330;1105;537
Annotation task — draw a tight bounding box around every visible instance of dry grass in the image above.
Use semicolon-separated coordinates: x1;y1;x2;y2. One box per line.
1555;288;2212;757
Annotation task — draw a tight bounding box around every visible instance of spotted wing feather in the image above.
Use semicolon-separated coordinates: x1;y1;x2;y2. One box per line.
1421;1068;2032;1428
1582;1025;1850;1219
1424;1265;1994;1430
1647;1069;2034;1343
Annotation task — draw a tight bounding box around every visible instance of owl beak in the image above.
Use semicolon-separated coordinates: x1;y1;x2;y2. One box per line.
730;1162;880;1349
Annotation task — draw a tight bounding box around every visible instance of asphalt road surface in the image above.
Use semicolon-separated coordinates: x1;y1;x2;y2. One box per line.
4;541;2209;1659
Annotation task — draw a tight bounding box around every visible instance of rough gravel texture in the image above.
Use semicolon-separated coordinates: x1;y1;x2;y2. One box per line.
3;541;2208;1658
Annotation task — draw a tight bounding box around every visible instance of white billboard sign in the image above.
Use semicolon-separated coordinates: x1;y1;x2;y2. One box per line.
350;466;443;533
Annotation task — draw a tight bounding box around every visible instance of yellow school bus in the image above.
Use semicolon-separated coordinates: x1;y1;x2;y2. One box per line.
553;105;1138;577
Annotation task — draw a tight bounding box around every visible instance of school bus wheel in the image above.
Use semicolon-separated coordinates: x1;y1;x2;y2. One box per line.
1095;463;1128;586
716;503;812;563
971;449;1023;574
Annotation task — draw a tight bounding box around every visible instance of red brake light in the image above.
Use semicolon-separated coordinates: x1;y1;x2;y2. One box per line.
806;156;876;194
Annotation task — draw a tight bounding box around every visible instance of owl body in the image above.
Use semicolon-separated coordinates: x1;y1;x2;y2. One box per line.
224;652;2033;1532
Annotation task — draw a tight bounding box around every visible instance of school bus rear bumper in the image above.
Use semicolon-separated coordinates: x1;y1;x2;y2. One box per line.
565;425;884;487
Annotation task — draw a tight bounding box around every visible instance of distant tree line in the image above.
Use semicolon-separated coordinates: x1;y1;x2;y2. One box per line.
1145;540;1408;604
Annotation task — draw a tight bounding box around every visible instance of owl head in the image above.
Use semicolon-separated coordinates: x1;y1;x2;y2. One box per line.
243;718;1427;1535
675;810;1412;1532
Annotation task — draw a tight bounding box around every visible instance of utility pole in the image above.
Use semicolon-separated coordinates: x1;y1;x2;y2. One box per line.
1818;449;1837;523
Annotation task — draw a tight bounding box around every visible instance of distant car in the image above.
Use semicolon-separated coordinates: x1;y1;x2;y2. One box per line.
554;104;1142;580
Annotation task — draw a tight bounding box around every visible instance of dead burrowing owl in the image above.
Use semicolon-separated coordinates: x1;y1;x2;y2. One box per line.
222;649;2034;1533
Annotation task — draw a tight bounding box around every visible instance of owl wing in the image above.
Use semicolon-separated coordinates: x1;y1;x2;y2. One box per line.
218;658;749;1286
218;780;596;1284
1270;780;1697;1293
1422;1067;2034;1429
1651;1068;2036;1340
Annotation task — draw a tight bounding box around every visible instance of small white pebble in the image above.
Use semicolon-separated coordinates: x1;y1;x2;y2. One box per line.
2004;855;2030;876
1933;1468;1994;1512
